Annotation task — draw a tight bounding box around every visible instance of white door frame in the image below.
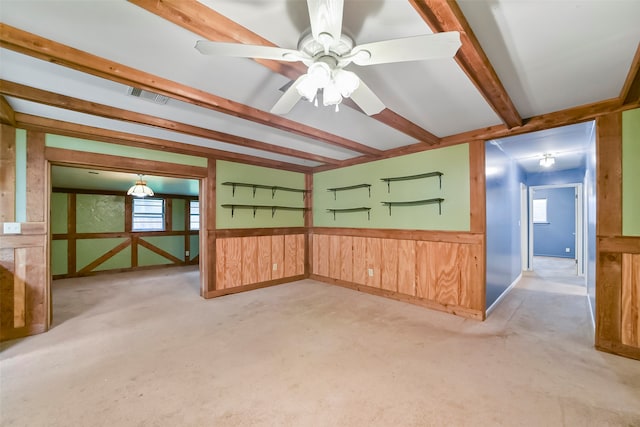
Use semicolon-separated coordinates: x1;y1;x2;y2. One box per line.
520;183;529;271
528;183;584;276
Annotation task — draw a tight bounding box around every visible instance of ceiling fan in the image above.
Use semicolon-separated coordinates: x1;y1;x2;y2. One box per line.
195;0;461;116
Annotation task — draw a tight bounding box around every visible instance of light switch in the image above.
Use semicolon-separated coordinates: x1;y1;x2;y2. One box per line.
3;222;21;234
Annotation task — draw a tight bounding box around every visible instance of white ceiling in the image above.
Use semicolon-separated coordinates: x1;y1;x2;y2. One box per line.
0;0;638;172
52;166;199;197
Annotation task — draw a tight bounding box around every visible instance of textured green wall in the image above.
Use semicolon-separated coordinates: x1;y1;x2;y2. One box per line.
623;108;640;236
189;235;199;260
216;160;306;229
313;144;470;230
76;194;125;233
46;134;206;167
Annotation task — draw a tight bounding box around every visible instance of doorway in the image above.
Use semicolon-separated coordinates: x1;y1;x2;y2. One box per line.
528;183;585;287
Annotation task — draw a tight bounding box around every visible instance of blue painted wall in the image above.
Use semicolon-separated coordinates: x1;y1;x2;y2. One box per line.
532;187;576;258
527;167;585;186
485;142;525;308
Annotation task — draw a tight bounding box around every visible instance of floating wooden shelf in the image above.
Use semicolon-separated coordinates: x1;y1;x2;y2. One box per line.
380;171;443;192
221;204;307;218
222;181;309;199
381;198;444;215
326;207;371;220
326;184;371;199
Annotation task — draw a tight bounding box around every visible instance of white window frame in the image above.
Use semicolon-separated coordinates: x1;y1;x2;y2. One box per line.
532;198;548;223
189;199;200;231
132;198;165;232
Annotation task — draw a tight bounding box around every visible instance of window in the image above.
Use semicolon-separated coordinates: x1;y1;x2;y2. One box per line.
532;198;548;223
132;198;164;231
189;200;200;230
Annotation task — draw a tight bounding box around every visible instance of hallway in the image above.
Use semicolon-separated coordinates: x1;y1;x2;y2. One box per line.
1;267;638;426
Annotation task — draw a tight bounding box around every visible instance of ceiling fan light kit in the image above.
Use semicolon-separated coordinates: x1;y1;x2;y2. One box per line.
195;0;461;116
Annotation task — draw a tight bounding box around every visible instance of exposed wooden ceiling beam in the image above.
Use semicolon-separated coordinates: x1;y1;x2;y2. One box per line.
0;23;380;157
0;80;340;166
129;0;441;145
15;113;312;173
0;95;15;126
620;43;640;105
410;0;522;128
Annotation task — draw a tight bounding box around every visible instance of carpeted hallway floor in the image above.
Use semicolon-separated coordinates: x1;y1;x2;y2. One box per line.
1;266;639;426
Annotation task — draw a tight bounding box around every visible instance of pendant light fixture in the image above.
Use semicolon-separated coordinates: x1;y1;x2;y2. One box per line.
127;174;154;197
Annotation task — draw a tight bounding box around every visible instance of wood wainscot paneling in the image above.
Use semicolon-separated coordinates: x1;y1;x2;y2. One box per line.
209;231;306;298
0;128;50;341
310;228;485;320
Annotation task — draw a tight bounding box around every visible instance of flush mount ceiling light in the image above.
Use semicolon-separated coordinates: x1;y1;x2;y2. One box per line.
127;174;154;198
539;153;555;168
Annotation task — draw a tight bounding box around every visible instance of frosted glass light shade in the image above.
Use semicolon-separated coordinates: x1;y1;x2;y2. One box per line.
127;176;154;197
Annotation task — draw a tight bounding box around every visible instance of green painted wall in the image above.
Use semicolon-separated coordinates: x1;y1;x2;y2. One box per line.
216;160;306;229
15;129;27;222
623;108;640;236
50;191;196;275
140;236;185;261
51;240;68;276
76;194;125;233
138;246;172;267
76;238;130;271
172;199;186;231
45;134;207;167
50;193;68;234
189;235;199;260
313;144;470;230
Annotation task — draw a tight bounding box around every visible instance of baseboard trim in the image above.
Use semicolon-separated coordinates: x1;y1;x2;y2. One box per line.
486;272;522;317
205;275;306;299
587;294;596;330
310;274;484;320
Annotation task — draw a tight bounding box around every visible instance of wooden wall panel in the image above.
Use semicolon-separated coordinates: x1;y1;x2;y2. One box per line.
284;234;297;277
256;235;271;282
0;124;16;222
433;242;460;306
397;239;416;296
295;234;305;276
415;241;430;299
215;238;225;289
26;131;46;222
339;235;353;283
352;236;366;285
622;253;640;347
224;238;242;288
329;235;341;280
315;234;330;277
13;248;27;327
241;236;258;286
381;238;398;292
271;235;284;280
365;238;382;288
312;234;319;274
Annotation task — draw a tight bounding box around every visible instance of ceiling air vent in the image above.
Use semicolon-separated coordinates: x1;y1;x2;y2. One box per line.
127;87;169;105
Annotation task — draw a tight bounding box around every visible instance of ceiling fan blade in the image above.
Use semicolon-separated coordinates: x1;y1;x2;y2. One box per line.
271;75;306;115
350;31;461;66
349;79;386;116
307;0;343;48
195;40;307;62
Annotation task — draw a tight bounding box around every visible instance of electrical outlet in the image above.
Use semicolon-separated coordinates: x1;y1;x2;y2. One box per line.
273;263;278;271
565;248;570;253
368;268;374;277
3;222;21;234
185;250;190;257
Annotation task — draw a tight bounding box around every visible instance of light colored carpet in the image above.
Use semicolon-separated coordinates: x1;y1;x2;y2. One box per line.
1;266;639;426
